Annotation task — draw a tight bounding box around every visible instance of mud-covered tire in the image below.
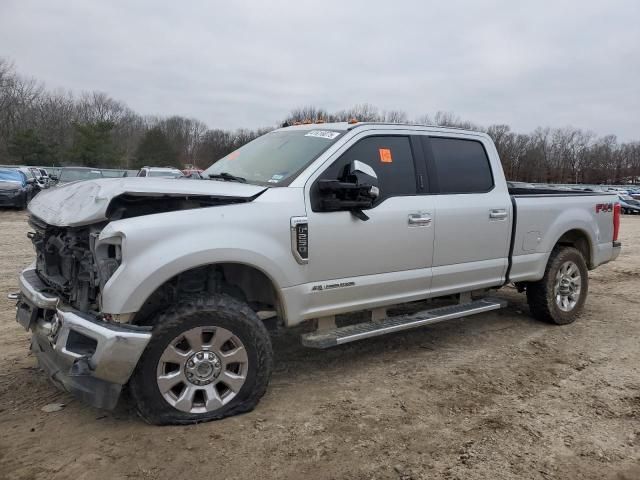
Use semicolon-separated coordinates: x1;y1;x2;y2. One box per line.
526;247;589;325
129;294;273;425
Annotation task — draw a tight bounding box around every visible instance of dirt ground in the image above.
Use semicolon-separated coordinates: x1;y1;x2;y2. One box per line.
0;209;639;480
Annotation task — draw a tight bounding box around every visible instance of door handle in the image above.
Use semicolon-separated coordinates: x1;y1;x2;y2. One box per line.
489;209;508;220
408;213;432;226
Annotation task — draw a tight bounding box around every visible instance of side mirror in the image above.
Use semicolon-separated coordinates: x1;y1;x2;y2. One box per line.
316;160;379;220
27;178;36;184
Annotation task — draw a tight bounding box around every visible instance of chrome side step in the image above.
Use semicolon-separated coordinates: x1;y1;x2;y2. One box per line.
301;298;507;349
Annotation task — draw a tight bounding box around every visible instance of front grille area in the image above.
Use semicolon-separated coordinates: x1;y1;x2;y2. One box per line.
29;215;100;312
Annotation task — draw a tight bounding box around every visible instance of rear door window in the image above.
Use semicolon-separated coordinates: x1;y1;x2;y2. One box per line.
428;137;493;194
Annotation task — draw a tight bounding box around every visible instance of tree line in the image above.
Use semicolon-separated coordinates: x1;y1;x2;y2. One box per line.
1;58;638;183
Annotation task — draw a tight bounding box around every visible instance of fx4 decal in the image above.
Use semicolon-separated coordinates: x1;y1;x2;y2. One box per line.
595;203;613;213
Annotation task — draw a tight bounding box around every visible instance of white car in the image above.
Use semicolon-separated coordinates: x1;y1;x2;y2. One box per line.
137;166;183;178
15;122;621;424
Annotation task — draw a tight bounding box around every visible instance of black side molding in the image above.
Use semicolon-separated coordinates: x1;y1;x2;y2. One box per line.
503;195;518;286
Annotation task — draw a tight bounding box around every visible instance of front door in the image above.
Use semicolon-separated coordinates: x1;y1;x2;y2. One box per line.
302;133;435;318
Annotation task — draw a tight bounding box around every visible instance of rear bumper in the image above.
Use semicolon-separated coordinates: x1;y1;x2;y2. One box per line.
17;266;151;409
612;241;622;261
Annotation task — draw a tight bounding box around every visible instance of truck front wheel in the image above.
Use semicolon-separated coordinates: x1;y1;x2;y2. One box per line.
526;247;589;325
129;295;273;425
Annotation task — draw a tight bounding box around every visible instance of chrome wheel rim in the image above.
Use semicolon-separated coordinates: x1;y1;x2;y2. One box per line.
156;326;249;414
554;260;581;312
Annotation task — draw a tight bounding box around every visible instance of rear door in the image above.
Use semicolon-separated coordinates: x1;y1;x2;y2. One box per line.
303;131;436;315
422;135;511;295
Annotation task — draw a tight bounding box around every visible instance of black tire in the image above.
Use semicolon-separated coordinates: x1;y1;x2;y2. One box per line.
129;294;273;425
526;247;589;325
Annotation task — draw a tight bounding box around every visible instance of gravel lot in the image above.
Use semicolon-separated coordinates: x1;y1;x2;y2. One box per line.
0;209;639;480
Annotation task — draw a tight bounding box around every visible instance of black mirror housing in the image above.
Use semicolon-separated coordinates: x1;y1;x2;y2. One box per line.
317;160;380;215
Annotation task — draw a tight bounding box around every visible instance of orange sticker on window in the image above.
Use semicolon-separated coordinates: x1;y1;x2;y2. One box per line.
379;148;392;163
227;150;240;160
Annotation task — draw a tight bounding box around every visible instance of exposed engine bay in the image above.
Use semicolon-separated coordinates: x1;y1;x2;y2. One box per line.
29;215;108;312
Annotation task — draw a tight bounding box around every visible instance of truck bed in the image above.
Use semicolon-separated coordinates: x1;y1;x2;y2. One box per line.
507;189;618;284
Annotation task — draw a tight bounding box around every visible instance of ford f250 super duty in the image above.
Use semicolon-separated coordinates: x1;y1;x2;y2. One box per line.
11;122;621;424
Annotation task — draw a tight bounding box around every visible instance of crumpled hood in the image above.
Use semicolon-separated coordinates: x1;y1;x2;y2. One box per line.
29;177;266;227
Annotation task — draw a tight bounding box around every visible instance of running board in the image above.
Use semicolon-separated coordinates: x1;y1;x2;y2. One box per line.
301;298;507;349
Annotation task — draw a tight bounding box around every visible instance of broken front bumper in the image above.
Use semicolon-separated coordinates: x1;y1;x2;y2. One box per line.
16;266;151;410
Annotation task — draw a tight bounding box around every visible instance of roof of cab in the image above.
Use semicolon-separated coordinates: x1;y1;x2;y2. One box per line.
277;121;488;138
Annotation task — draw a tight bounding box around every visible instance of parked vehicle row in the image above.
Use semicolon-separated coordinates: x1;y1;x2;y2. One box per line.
618;194;640;214
0;168;37;208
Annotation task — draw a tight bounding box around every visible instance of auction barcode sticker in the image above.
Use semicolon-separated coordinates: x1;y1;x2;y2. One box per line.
305;130;340;140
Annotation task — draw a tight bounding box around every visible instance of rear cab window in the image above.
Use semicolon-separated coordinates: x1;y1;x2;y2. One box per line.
425;137;494;194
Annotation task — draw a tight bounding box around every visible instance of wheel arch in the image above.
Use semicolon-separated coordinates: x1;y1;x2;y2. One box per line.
553;228;594;269
129;262;287;327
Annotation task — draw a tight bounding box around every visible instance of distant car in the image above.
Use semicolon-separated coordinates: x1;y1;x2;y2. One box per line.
100;169;128;178
137;167;184;178
628;189;640;200
57;167;104;185
619;194;640;214
8;167;43;194
27;167;50;189
182;167;203;176
0;168;35;208
37;168;53;185
179;171;204;180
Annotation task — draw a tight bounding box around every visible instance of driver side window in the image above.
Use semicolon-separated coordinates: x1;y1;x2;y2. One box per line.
312;135;417;210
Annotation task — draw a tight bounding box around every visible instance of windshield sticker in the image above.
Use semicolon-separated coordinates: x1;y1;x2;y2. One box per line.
305;130;340;140
227;151;240;160
379;148;393;163
267;174;284;184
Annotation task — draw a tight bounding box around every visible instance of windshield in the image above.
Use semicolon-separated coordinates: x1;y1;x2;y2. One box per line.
203;129;344;186
150;170;182;178
59;168;103;183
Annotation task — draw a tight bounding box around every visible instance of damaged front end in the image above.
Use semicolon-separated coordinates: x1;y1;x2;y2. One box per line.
16;266;152;409
17;179;266;409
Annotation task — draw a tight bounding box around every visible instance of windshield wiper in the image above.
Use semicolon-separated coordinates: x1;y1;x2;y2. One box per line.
208;172;247;183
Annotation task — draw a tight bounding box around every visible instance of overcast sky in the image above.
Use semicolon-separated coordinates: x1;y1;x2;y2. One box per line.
1;0;638;139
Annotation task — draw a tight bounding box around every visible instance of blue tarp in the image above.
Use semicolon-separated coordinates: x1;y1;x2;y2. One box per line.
0;169;26;185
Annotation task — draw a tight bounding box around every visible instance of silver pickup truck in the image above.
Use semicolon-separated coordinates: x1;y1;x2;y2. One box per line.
12;122;621;424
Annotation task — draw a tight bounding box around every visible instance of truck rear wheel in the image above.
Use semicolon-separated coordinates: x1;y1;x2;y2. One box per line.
129;294;273;425
526;247;588;325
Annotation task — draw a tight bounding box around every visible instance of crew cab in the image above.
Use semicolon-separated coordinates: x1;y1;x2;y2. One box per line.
12;122;621;424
